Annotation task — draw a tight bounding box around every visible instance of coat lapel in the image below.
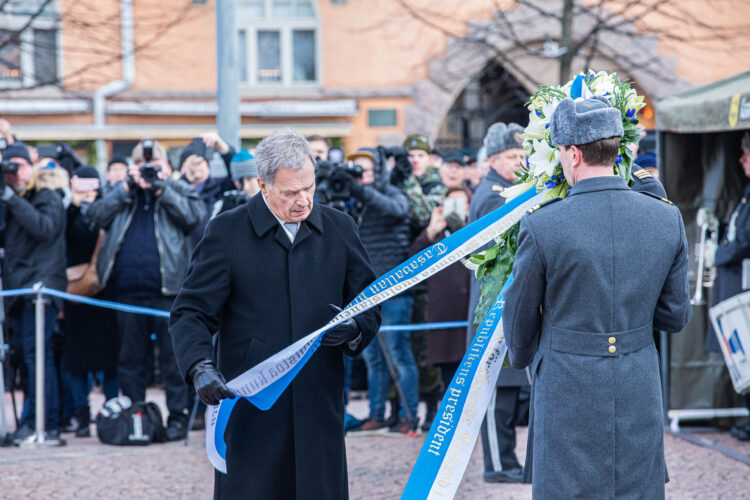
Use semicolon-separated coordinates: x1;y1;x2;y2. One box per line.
290;204;324;250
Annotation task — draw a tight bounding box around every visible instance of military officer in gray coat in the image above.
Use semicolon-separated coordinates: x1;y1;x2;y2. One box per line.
467;121;529;483
504;96;691;499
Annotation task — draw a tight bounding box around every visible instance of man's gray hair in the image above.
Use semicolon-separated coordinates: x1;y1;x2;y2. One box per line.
254;128;315;185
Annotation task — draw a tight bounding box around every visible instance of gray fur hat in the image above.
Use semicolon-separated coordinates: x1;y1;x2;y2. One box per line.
483;122;524;157
550;96;624;146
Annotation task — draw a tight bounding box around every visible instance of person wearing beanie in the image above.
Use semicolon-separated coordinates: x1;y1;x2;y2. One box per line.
211;149;260;218
465;121;529;484
62;164;119;438
106;156;129;187
2;140;68;445
503;96;690;498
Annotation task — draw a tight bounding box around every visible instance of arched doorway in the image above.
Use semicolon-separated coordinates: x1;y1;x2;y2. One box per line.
435;60;529;151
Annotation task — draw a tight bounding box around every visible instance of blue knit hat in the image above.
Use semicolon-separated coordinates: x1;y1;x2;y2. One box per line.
550;96;624;146
230;149;257;180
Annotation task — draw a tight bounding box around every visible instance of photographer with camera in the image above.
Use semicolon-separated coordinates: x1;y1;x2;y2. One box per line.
390;135;447;236
331;148;419;435
178;133;235;245
1;141;68;445
86;139;205;441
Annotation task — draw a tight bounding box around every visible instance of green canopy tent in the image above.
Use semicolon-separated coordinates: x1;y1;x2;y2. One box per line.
656;70;750;424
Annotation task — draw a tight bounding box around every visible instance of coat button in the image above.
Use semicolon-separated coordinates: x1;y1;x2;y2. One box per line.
608;337;616;344
608;345;617;354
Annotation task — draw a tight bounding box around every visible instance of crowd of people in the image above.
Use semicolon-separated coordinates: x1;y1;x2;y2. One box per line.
0;120;260;445
3;113;746;487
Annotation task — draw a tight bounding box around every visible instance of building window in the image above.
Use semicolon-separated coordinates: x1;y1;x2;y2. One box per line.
0;2;60;88
0;31;22;82
33;29;57;85
237;0;320;87
368;109;398;127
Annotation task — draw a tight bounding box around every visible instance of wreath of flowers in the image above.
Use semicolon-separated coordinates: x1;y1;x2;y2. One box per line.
468;70;647;328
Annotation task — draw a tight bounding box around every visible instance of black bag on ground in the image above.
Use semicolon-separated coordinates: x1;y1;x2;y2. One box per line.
96;397;167;446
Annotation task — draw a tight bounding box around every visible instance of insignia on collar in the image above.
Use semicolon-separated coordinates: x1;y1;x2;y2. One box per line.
492;185;504;193
633;169;652;180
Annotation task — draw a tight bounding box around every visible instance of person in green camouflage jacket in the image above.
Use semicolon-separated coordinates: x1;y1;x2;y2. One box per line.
395;134;447;231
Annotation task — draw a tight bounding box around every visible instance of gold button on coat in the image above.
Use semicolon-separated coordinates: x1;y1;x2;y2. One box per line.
608;337;616;344
608;345;617;354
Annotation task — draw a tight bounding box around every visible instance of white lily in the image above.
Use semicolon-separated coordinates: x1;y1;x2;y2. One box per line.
523;118;549;141
589;71;615;97
528;139;559;177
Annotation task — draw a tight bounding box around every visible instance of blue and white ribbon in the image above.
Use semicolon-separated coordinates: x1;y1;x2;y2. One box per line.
402;276;513;499
206;186;544;474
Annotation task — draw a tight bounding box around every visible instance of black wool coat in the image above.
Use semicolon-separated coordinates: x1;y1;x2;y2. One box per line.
170;194;381;500
62;204;118;373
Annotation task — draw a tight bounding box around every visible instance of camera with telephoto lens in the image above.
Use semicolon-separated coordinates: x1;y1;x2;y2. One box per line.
314;159;364;212
138;138;162;185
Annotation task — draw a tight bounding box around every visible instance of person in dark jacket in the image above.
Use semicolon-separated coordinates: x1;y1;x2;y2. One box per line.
61;166;119;437
409;186;472;389
178;133;235;246
342;148;420;434
467;122;529;483
1;142;68;445
706;132;750;441
170;129;381;499
87;139;205;441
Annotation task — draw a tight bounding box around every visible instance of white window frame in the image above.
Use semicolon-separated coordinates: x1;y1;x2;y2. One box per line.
0;12;61;89
237;0;321;88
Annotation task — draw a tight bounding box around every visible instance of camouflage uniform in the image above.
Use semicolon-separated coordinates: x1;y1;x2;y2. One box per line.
397;167;447;230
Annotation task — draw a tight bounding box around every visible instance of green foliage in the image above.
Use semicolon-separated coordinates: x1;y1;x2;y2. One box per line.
472;222;520;328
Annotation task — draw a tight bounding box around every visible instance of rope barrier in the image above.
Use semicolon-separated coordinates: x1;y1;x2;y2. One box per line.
0;287;468;329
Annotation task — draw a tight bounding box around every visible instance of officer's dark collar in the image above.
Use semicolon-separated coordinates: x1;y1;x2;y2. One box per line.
247;193;324;238
567;175;628;197
485;168;514;188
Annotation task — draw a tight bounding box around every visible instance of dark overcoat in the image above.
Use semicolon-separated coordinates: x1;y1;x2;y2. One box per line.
706;182;750;352
467;168;531;386
504;176;692;499
169;195;381;500
409;228;470;365
62;204;118;373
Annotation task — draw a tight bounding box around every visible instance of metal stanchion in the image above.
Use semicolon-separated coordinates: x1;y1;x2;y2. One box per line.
32;282;46;445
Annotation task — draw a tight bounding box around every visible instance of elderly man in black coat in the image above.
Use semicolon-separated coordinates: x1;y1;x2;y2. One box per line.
170;128;381;500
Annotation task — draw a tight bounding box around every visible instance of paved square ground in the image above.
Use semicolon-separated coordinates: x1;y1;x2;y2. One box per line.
1;389;748;499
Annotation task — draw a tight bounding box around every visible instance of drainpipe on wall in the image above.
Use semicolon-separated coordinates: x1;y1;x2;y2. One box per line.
93;0;134;168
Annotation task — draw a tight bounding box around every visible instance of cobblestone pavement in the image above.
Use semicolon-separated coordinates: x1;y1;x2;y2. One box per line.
1;390;749;499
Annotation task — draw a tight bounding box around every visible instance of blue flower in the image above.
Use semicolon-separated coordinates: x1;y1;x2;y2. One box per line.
545;123;549;129
545;180;556;189
566;188;572;195
629;118;638;123
626;108;636;118
616;154;623;165
535;108;543;117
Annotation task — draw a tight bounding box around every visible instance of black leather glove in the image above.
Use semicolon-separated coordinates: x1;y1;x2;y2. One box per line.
390;151;413;186
189;359;236;406
150;178;166;194
322;304;361;346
